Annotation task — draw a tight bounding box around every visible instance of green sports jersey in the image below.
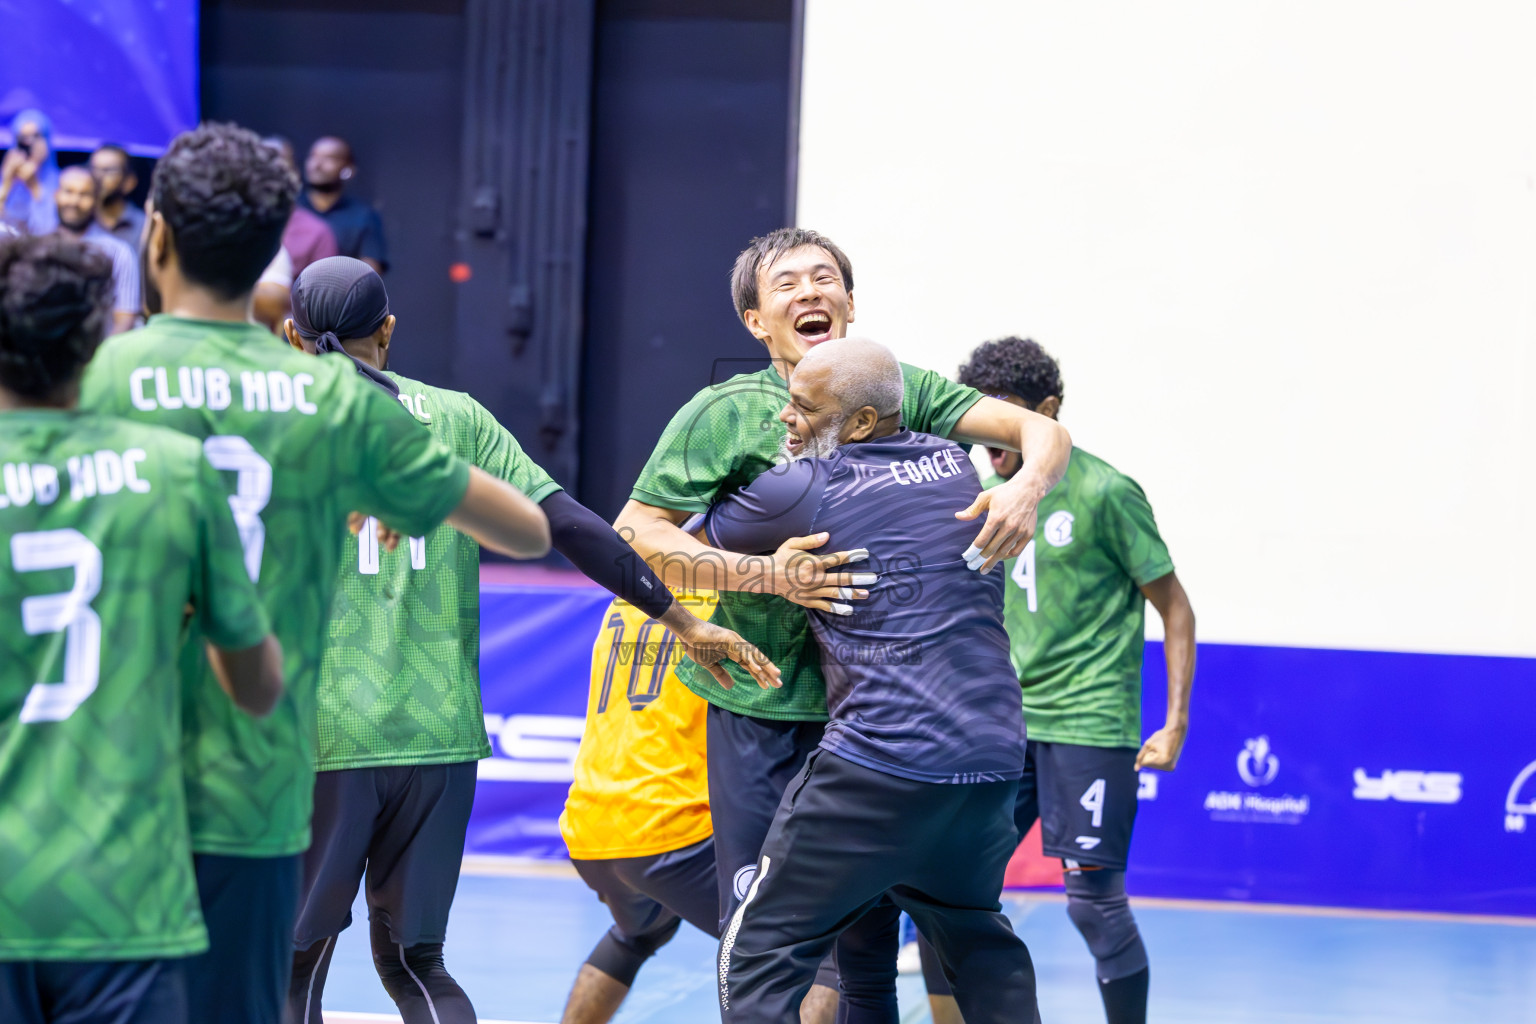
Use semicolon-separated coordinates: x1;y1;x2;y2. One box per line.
987;446;1174;748
316;372;561;771
632;362;981;719
78;316;471;857
0;410;268;960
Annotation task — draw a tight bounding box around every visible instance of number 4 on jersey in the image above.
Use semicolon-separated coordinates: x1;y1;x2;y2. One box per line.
1009;538;1037;613
357;516;425;574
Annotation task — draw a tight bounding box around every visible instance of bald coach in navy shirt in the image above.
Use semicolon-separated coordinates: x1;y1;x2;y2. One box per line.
706;339;1041;1024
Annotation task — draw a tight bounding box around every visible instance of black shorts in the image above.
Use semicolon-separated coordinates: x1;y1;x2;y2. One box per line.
702;707;843;993
293;760;477;950
722;750;1035;1023
572;835;721;943
187;852;303;1024
0;958;186;1024
1014;740;1139;870
704;706;826;928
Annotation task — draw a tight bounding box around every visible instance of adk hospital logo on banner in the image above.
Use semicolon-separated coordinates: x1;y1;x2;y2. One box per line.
1204;735;1310;824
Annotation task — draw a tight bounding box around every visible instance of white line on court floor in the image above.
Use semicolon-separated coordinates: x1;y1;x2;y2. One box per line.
325;1014;544;1024
461;854;576;878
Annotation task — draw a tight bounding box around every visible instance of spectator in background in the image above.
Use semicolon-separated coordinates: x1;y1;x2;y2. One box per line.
89;143;146;250
299;136;388;274
264;135;339;275
0;109;60;230
39;166;139;334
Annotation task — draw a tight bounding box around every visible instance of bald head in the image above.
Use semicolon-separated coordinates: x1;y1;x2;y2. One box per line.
779;338;905;461
795;337;905;420
54;166;100;233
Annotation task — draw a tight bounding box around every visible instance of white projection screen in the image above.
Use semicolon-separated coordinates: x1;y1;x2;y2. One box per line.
796;1;1536;657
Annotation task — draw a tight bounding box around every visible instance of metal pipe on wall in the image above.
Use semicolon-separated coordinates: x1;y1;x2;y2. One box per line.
454;0;596;493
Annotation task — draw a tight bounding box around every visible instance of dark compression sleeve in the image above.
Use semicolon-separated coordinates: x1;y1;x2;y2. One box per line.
540;490;675;620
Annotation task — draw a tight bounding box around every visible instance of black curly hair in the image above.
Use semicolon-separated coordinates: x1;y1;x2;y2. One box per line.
731;227;854;320
956;336;1064;409
0;234;113;399
150;121;298;300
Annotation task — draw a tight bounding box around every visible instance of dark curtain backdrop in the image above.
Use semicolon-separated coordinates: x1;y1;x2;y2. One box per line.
579;0;795;519
200;0;797;519
200;0;468;389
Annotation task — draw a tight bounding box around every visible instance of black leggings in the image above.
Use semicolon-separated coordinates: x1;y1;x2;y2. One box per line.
289;918;477;1024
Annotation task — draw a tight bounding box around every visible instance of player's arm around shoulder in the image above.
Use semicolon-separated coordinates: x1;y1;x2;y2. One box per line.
178;436;284;717
948;394;1072;573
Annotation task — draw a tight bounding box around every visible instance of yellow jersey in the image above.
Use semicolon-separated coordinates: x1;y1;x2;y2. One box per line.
559;591;715;859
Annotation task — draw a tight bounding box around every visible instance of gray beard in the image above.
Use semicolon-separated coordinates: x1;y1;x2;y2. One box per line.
777;414;845;462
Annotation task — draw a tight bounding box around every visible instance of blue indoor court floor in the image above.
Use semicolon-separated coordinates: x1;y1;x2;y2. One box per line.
321;861;1536;1024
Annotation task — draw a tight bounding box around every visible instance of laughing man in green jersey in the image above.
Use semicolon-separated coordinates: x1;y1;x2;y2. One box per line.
276;256;775;1024
613;228;1073;1021
0;234;283;1024
77;123;552;1024
917;337;1196;1024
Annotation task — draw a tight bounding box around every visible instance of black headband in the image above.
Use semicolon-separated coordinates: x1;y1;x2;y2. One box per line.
290;256;398;397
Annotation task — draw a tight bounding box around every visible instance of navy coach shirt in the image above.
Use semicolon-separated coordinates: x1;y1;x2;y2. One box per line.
705;429;1026;785
300;192;389;272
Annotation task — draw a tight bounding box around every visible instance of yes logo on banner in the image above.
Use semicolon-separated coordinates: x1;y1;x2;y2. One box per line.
477;713;584;782
1352;769;1462;804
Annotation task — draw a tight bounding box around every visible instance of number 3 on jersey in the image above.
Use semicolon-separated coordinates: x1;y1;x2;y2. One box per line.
1010;539;1037;613
12;529;102;722
203;436;272;583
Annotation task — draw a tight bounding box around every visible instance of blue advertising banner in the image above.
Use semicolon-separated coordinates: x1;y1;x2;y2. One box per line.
471;582;1536;917
467;584;610;860
1130;641;1536;917
0;1;199;154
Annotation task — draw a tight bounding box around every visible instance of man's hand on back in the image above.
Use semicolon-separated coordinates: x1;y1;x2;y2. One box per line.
955;472;1046;574
768;533;875;615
